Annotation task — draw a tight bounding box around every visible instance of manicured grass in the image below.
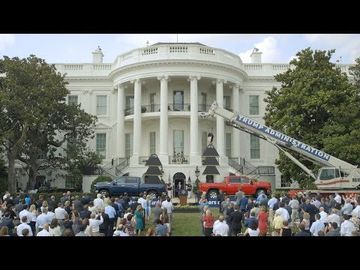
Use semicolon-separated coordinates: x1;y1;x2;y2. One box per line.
141;208;220;236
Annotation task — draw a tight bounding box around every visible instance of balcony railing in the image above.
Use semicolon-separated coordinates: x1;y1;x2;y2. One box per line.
168;103;190;112
125;103;216;116
169;153;189;164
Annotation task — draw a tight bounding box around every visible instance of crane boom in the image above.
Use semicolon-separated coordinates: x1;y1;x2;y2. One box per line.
204;101;357;171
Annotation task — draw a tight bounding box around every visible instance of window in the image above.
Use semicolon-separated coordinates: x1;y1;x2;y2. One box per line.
125;96;134;115
125;133;133;158
173;130;184;155
96;133;106;158
96;95;107;115
319;168;336;180
115;177;125;184
249;95;259;115
68;95;78;106
173;91;184;111
200;92;207;112
226;133;231;157
202;132;208;153
224;96;231;111
240;177;250;183
150;93;156;112
250;134;260;159
150;132;156;154
125;177;139;184
229;177;241;183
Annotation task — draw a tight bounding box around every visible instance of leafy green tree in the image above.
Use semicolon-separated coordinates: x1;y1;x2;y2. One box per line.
0;55;97;193
264;48;359;184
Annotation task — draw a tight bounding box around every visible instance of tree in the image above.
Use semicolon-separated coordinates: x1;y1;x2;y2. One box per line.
0;55;97;193
264;48;359;184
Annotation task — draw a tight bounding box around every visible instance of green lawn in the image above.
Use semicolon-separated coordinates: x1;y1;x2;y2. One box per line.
142;208;220;236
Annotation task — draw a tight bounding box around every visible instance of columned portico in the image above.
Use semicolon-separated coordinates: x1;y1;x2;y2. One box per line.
130;79;142;165
189;75;201;165
117;84;125;158
216;79;227;165
231;84;240;159
158;75;169;165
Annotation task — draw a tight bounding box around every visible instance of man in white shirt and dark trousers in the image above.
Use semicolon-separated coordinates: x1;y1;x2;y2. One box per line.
17;216;33;237
310;214;325;236
161;197;174;224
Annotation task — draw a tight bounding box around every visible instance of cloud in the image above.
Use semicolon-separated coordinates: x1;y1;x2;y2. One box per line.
238;36;280;63
0;34;15;51
303;34;360;63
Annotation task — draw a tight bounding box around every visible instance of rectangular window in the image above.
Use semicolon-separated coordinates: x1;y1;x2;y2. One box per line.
125;96;134;115
96;133;106;158
125;133;133;158
202;131;208;153
173;91;184;111
200;92;207;112
150;132;156;154
226;133;231;158
96;95;107;115
150;93;156;112
250;134;260;159
249;95;259;115
68;95;78;106
224;96;231;111
173;130;184;155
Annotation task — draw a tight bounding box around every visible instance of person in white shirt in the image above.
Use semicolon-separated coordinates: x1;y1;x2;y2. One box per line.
19;206;32;224
137;194;147;210
113;224;129;236
334;193;342;205
275;202;290;222
89;212;104;236
49;219;62;236
36;207;51;232
319;207;328;224
327;208;341;227
161;197;174;223
310;214;325;236
212;215;229;236
37;223;51;236
47;209;56;223
93;194;105;211
340;214;356;236
341;199;354;216
17;216;33;237
54;203;67;221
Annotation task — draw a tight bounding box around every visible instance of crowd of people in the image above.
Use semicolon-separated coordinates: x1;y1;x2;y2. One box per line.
1;188;360;237
0;190;174;237
198;189;360;236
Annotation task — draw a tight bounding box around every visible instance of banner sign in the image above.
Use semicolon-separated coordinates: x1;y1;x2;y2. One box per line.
235;115;331;161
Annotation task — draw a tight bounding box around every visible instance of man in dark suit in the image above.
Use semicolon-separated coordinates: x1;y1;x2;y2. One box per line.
229;205;243;236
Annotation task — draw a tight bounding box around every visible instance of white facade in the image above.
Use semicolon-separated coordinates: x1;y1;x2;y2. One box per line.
52;43;353;189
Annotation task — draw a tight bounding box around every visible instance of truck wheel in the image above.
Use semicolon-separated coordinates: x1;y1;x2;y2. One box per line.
208;190;219;200
99;189;109;197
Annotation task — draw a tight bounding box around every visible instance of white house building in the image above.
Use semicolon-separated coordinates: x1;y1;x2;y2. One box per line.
31;42;353;190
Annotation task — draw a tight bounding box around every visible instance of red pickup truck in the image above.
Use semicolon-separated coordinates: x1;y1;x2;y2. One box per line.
199;175;271;199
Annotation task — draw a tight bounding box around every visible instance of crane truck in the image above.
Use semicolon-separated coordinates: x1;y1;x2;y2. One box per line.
200;101;360;194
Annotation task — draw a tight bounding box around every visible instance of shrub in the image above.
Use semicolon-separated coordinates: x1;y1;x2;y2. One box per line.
90;176;112;193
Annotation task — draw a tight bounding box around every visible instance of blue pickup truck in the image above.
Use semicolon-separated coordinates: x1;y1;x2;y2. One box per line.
95;176;166;198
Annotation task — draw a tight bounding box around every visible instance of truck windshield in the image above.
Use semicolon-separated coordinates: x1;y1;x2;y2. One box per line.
319;168;335;180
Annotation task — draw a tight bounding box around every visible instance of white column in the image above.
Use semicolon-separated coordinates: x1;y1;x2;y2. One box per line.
216;79;226;164
158;75;169;165
189;76;201;165
231;84;240;159
117;85;125;158
130;79;142;165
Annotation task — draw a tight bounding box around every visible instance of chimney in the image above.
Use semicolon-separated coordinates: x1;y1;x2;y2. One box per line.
92;46;104;63
250;48;262;63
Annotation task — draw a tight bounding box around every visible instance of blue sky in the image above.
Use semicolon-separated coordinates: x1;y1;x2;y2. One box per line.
1;34;360;64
